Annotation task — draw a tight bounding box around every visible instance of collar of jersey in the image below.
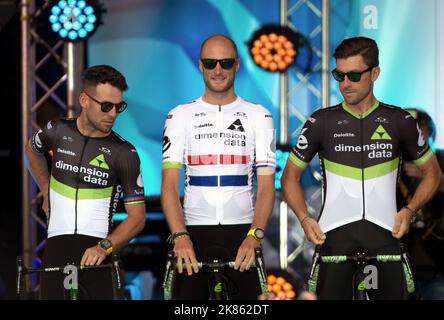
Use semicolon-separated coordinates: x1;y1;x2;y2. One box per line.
341;100;380;119
198;96;240;110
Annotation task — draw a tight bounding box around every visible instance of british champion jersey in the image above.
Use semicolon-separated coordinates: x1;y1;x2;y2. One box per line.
162;97;276;225
290;101;433;233
30;119;145;239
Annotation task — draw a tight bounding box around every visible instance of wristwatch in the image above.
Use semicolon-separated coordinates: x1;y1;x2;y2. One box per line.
98;239;113;255
247;228;265;241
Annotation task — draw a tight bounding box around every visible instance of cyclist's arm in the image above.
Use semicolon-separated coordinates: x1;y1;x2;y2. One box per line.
408;155;441;211
161;168;199;275
234;171;275;271
25;141;50;198
393;155;441;238
250;171;275;231
161;168;186;233
281;160;309;222
107;202;146;251
281;159;325;245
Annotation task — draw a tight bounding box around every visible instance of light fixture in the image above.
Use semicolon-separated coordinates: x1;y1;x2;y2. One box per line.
248;25;301;73
49;0;104;41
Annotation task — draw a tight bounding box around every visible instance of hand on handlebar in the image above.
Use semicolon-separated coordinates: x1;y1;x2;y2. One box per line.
302;218;326;245
234;236;260;272
173;236;199;275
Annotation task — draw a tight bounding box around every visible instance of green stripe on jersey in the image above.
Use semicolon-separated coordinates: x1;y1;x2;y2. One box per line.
323;158;399;180
413;148;434;166
50;176;113;200
342;100;380;119
289;152;308;169
162;161;182;169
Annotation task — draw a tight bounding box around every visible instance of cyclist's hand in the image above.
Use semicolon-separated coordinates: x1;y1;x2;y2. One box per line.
42;192;49;217
80;245;107;266
234;236;260;272
403;162;422;179
174;236;199;275
302;218;326;245
392;208;413;239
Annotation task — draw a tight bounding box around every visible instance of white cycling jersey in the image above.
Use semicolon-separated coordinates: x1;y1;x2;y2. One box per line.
162;96;276;225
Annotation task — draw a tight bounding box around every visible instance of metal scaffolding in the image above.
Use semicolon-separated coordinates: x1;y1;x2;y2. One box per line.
21;0;84;293
279;0;331;269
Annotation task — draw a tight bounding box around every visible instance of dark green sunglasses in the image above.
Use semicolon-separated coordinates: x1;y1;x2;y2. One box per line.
201;58;236;70
332;66;373;82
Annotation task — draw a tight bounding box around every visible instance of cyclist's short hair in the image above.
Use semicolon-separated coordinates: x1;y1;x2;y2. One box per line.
200;34;238;58
81;65;128;92
334;37;379;68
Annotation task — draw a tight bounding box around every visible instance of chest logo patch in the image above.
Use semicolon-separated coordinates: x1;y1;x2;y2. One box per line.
89;154;109;169
370;125;392;140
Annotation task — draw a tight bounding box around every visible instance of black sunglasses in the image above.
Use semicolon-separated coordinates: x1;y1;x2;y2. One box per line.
201;58;236;70
331;66;373;82
83;91;128;113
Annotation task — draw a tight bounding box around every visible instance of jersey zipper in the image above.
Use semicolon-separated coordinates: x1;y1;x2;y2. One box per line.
360;114;366;219
74;137;89;234
217;104;223;223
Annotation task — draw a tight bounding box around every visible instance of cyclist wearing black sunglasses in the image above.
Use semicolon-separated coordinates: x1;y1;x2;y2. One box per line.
25;65;146;299
162;35;276;299
282;37;441;299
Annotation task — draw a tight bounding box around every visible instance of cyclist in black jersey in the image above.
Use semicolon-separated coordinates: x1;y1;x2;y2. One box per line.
25;65;146;299
281;37;441;299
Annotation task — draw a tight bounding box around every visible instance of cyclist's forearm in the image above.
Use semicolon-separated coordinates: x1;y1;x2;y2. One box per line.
25;142;50;194
161;187;187;233
107;203;146;250
251;175;275;230
281;171;309;221
409;156;441;211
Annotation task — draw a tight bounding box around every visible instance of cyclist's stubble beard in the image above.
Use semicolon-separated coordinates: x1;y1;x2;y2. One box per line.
203;69;236;95
85;107;115;135
340;80;373;107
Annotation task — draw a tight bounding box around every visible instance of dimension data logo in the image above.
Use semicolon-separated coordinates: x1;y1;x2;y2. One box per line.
371;125;392;140
227;119;245;132
89;154;109;169
335;142;393;159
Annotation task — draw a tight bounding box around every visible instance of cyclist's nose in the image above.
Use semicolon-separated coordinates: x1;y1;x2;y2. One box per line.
214;62;223;74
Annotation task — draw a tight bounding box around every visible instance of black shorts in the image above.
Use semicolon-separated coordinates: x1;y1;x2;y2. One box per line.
39;234;115;300
314;220;410;300
172;224;262;300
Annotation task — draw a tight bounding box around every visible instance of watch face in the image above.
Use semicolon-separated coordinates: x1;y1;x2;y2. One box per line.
255;229;265;240
100;239;112;249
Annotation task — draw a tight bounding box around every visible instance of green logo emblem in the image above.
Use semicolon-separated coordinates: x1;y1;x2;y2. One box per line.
357;280;366;291
89;154;109;169
371;125;392;140
214;282;222;293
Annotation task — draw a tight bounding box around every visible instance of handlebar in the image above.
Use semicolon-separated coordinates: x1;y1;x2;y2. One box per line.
162;247;269;300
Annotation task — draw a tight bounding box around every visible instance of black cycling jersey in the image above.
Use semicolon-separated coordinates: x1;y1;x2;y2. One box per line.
289;101;432;233
30;118;145;239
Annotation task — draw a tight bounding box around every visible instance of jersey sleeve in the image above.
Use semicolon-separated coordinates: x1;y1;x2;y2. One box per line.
162;107;186;169
29;121;58;153
289;110;324;169
255;107;276;169
115;144;145;206
399;110;434;166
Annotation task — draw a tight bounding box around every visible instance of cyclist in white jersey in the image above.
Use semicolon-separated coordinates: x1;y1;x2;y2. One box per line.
282;37;441;299
161;35;276;299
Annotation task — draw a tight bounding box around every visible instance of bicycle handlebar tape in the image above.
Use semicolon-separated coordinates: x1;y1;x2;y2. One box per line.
163;251;175;300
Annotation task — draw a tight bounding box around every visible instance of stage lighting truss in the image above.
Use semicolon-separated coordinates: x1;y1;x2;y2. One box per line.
49;0;104;41
249;25;301;73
